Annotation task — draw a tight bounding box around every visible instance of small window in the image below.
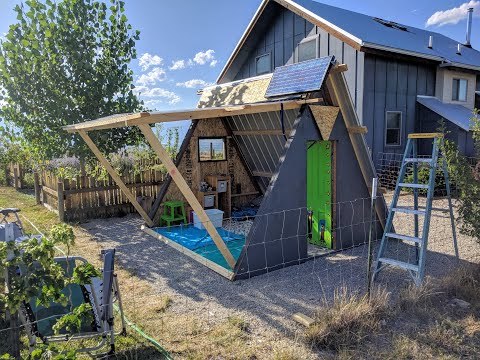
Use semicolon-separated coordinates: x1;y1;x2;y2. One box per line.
198;138;226;162
385;111;402;146
296;35;319;63
255;53;271;75
452;78;468;102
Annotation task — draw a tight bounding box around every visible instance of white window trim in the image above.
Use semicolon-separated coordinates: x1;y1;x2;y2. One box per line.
255;52;272;76
385;111;402;147
452;78;468;102
295;34;320;63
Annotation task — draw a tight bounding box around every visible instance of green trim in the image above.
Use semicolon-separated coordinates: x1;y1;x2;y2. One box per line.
307;141;332;248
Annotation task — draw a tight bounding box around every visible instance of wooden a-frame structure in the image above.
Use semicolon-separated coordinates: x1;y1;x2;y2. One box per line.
64;65;386;276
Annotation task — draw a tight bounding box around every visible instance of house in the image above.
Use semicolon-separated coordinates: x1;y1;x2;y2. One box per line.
66;0;478;280
217;0;480;160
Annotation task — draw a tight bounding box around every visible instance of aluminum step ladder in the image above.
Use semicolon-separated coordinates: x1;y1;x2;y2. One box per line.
372;133;458;286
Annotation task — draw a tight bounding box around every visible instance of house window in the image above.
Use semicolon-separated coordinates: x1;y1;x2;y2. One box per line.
255;53;271;75
452;78;468;101
198;137;227;162
385;111;402;146
296;35;319;63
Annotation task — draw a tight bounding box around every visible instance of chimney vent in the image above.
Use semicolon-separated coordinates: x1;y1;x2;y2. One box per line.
457;43;462;55
428;35;433;49
466;7;473;47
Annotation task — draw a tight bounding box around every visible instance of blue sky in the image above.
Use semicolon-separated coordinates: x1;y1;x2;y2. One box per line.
1;0;479;138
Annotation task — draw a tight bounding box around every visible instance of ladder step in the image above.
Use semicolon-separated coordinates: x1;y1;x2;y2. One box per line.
378;257;419;272
404;158;433;164
398;183;429;189
385;232;422;244
392;207;426;215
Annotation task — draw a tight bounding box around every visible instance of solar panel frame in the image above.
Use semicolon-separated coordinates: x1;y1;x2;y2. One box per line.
265;56;334;98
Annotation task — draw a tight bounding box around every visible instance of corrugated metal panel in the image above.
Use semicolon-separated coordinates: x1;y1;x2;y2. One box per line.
226;109;300;192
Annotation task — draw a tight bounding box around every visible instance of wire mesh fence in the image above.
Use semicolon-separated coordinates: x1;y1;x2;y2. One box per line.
1;187;479;358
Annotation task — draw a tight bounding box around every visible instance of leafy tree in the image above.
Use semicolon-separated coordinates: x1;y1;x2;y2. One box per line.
0;0;143;160
443;110;480;240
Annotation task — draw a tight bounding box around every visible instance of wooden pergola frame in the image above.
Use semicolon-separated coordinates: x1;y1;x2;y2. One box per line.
64;98;318;269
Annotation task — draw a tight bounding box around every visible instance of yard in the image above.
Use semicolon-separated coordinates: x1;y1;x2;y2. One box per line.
1;186;480;359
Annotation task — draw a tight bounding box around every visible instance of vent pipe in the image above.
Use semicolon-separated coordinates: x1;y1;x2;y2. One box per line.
428;35;433;49
457;43;462;55
466;7;473;47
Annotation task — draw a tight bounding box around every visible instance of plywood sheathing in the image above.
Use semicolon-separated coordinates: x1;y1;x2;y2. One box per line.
308;105;340;140
198;76;272;108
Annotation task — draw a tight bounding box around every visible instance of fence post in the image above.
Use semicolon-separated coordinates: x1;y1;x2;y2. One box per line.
367;177;378;297
57;181;65;222
13;165;19;189
34;172;41;205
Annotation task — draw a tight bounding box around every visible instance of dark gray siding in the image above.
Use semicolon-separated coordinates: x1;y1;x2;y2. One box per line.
229;3;364;121
363;54;436;163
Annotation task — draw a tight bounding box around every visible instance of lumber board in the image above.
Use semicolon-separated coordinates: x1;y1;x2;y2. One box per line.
292;313;316;327
252;171;274;178
78;130;154;227
64;99;322;133
141;226;235;280
138;124;237;269
232;129;292;136
408;133;443;139
347;125;368;134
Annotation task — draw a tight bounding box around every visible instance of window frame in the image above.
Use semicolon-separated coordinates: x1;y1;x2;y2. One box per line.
198;137;227;162
452;78;468;102
255;52;272;76
295;34;320;63
384;111;402;147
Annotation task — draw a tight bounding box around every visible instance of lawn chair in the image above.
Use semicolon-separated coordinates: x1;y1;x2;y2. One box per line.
19;249;127;355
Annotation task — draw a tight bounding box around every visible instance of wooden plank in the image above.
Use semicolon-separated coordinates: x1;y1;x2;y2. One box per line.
138;124;236;269
232;129;293;136
292;313;316;327
64;99;322;133
330;63;348;74
63;181;164;195
347;125;368;134
141;226;235;280
408;133;443;139
78;130;154;227
231;191;260;198
42;185;59;198
252;171;274;178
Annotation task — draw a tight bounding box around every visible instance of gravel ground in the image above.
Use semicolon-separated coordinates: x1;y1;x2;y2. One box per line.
79;194;480;359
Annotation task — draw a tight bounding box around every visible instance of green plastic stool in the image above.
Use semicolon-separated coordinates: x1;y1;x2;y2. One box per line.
161;201;187;227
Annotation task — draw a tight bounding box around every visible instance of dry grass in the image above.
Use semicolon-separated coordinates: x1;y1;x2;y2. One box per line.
306;287;389;351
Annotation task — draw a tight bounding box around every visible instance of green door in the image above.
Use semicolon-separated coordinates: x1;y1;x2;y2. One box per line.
307;141;332;248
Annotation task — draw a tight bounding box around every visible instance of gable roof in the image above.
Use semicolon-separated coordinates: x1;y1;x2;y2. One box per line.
218;0;480;82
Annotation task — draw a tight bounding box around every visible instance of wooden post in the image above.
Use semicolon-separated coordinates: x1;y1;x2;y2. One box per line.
77;130;154;227
34;172;41;205
138;124;236;269
57;181;65;222
13;166;19;189
5;224;20;359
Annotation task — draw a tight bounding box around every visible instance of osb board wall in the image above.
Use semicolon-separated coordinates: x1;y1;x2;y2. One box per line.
309;105;340;140
162;118;258;216
197;76;272;108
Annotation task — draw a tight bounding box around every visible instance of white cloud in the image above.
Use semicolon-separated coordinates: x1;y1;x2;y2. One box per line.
209;59;218;67
169;60;187;70
426;1;479;27
139;53;164;71
135;87;181;105
176;79;212;88
193;49;216;66
136;67;166;86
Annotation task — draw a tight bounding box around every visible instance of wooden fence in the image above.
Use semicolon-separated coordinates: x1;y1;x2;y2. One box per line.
5;163;28;189
35;161;166;222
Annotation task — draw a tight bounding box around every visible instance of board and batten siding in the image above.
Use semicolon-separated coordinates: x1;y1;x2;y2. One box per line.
231;5;364;123
363;54;436;163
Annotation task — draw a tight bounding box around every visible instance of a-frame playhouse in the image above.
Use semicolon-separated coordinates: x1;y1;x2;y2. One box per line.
64;57;386;280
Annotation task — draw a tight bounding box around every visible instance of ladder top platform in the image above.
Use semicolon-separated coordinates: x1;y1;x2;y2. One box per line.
408;133;444;139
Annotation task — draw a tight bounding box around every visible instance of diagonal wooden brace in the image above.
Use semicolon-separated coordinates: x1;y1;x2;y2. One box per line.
138;124;236;269
78;130;154;227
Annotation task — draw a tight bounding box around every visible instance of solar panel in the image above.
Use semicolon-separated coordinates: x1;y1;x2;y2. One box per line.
265;56;334;98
